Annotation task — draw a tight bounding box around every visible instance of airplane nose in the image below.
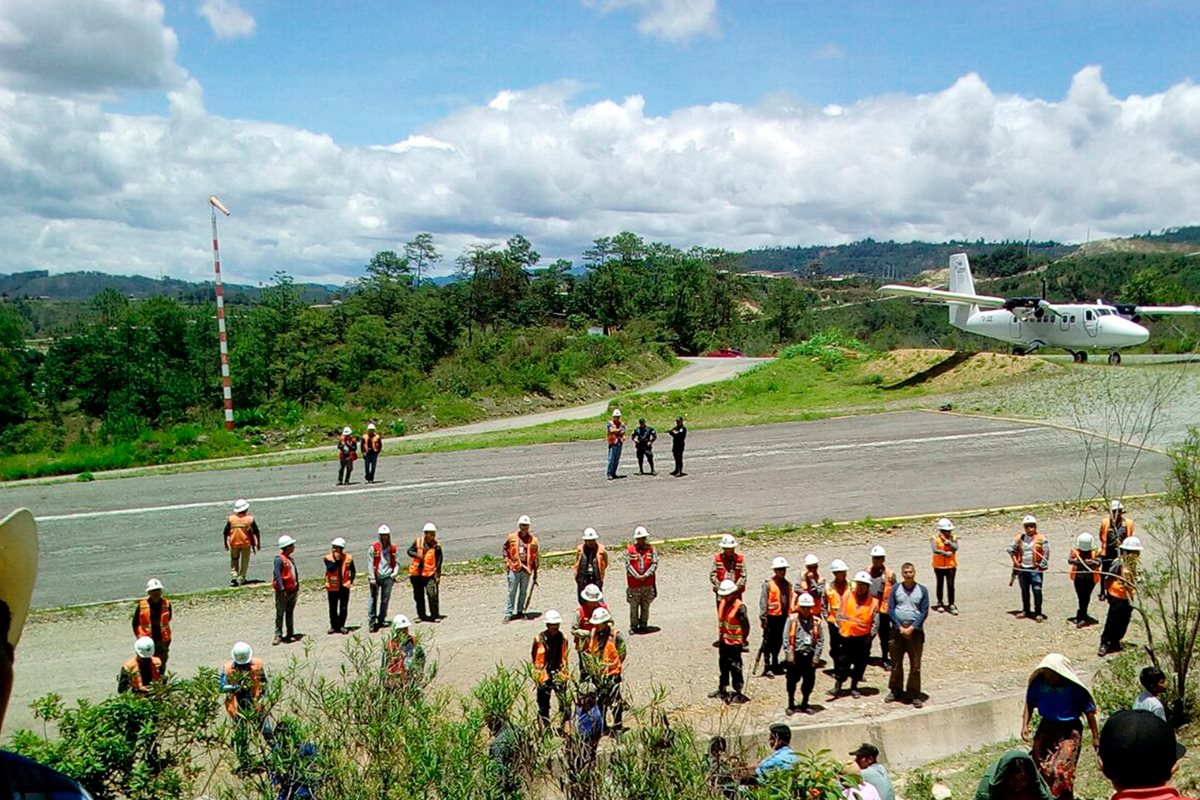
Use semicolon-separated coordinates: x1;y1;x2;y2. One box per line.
1103;318;1150;346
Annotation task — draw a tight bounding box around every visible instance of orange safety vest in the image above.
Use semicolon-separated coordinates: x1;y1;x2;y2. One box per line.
324;552;354;591
795;571;825;615
717;597;747;646
504;532;538;573
763;578;789;617
135;597;172;643
574;543;608;582
825;582;850;625
585;629;623;677
606;421;625;446
1107;563;1136;600
1012;532;1047;570
712;552;745;590
576;602;608;631
786;613;822;653
931;534;959;569
274;554;298;591
533;632;570;684
223;658;265;717
409;539;438;578
362;432;382;453
626;544;657;589
122;656;162;692
371;541;399;574
838;592;879;638
227;513;255;549
1069;549;1101;585
1099;517;1135;557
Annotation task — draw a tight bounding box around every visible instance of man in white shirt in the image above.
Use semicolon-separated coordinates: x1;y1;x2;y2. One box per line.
1133;666;1168;721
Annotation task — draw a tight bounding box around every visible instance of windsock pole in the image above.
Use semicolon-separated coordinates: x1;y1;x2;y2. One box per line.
208;195;234;431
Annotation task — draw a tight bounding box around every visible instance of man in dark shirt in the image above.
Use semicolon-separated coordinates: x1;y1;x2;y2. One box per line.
668;416;687;477
631;418;657;475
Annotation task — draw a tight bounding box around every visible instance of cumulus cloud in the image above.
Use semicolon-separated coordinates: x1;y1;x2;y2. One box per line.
199;0;256;40
586;0;719;42
0;0;184;96
1;67;1199;284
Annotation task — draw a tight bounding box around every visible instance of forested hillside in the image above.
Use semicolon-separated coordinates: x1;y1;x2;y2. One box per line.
741;238;1074;277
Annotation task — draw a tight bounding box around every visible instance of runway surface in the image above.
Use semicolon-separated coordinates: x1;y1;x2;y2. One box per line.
2;410;1167;608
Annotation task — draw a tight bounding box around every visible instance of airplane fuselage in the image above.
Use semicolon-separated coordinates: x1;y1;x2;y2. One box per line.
956;304;1149;353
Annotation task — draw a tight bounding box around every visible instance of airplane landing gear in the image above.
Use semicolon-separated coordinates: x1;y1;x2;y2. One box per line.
1071;351;1089;363
1108;352;1122;365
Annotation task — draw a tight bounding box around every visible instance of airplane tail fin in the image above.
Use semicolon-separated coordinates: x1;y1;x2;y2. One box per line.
947;253;977;328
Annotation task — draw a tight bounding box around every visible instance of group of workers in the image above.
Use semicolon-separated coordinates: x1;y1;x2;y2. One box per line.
334;422;384;485
605;409;688;479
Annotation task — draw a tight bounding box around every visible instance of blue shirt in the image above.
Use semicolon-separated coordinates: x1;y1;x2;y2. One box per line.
756;745;799;781
888;582;929;629
575;704;604;741
1026;680;1095;721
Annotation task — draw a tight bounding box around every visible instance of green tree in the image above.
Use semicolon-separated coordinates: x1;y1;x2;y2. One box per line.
404;233;441;285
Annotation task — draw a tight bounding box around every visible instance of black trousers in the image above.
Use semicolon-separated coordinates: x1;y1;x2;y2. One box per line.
597;676;623;729
363;452;378;482
826;621;842;663
763;616;786;671
718;642;745;693
337;459;354;483
411;576;439;620
934;568;957;606
672;448;684;474
876;614;891;662
274;589;298;638
636;447;654;473
327;588;349;630
536;679;567;724
1100;557;1116;598
1101;597;1133;649
1073;577;1096;621
836;634;871;687
787;658;816;706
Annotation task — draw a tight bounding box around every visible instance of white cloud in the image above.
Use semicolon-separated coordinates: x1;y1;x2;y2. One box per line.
0;0;184;96
586;0;719;42
1;67;1199;284
814;43;845;61
199;0;256;40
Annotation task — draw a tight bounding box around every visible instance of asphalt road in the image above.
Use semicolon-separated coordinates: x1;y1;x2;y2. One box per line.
2;410;1168;608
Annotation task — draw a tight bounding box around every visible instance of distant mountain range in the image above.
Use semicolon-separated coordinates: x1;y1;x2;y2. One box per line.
0;270;340;304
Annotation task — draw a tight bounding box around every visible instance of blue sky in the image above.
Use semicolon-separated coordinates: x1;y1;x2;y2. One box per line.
0;0;1198;283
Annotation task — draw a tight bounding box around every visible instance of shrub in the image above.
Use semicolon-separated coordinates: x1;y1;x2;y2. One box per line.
1093;649;1146;716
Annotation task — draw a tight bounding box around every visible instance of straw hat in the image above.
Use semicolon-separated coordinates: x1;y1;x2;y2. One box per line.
0;509;37;649
1028;653;1093;701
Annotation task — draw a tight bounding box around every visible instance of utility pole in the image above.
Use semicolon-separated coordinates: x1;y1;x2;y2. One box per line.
208;195;235;432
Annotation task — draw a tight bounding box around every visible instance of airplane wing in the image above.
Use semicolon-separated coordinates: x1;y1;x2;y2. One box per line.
1133;304;1200;316
878;284;1007;307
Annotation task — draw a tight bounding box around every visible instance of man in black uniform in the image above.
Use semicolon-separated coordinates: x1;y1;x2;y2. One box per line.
631;418;657;475
668;416;687;477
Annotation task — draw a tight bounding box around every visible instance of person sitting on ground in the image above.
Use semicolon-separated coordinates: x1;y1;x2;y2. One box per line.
1133;666;1168;722
849;743;895;800
1099;710;1195;800
975;750;1053;800
748;723;798;784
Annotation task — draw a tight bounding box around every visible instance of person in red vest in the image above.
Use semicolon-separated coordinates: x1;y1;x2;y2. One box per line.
503;515;539;622
531;609;570;726
117;637;163;695
361;422;383;484
336;426;358;486
605;409;626;480
758;557;792;677
407;522;443;622
220;640;269;772
273;535;300;645
572;583;608;670
574;527;608;602
367;524;400;632
626;526;658;633
131;577;173;670
382;615;426;689
323;537;355;635
709;579;751;704
1098;500;1134;601
710;535;747;604
1067;533;1102;628
223;498;260;586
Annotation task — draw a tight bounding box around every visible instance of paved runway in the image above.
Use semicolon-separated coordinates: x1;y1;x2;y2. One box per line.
1;411;1167;608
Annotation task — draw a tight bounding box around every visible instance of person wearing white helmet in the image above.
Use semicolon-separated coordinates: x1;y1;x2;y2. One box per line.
323;537;356;635
1007;514;1050;621
758;557;793;677
605;408;627;480
1067;533;1102;628
832;571;879;699
582;606;627;731
223;498;261;586
825;559;851;665
132;577;173;670
272;535;301;645
336;425;359;485
503;515;539;622
367;524;400;632
931;518;960;615
710;535;747;604
574;527;608;603
866;545;896;670
531;610;570;725
118;636;164;695
572;584;609;667
1099;537;1144;656
407;522;444;623
220;640;268;769
784;591;823;714
631;416;658;475
796;554;825;620
383;614;426;685
361;421;383;484
710;579;751;704
626;526;658;633
1098;500;1134;602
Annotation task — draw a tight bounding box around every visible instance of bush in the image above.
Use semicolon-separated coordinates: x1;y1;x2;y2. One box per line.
1093;649;1146;716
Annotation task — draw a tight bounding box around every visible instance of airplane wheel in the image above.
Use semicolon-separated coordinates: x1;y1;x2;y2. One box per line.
1079;352;1088;363
1108;352;1121;365
1012;347;1026;356
1071;351;1082;363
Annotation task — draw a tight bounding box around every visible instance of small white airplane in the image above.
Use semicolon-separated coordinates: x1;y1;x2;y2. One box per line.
879;253;1200;364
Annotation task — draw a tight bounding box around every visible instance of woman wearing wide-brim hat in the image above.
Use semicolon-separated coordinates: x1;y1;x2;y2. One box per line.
1021;654;1100;800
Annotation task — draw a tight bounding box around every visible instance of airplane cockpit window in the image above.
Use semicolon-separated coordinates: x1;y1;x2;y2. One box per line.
1085;310;1095;321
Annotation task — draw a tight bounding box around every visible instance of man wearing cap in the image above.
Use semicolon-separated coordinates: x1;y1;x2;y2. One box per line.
132;577;173;670
221;640;269;771
118;637;164;695
504;515;539;622
336;426;358;485
834;571;879;698
631;417;657;475
606;409;626;480
531;610;570;726
1008;515;1050;621
383;614;426;687
583;607;627;731
866;546;896;669
667;416;687;477
361;422;383;484
273;535;301;645
323;537;356;634
574;527;608;603
784;591;822;714
886;563;929;708
1099;537;1143;657
367;524;400;632
1100;710;1194;800
711;579;751;704
1099;500;1134;600
223;498;260;586
1067;534;1102;628
826;560;851;665
759;557;793;676
626;526;658;633
408;523;443;623
711;535;747;604
850;744;895;800
930;518;959;614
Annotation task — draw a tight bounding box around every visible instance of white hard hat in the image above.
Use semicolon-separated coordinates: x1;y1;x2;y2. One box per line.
634;526;649;539
342;426;352;435
423;522;438;534
518;514;532;526
804;554;820;567
233;498;250;513
544;609;563;625
771;556;789;570
797;592;815;608
1110;499;1124;512
145;578;164;593
589;607;612;626
135;636;156;658
278;535;297;549
1023;514;1038;526
870;545;886;558
717;579;739;596
612;409;622;418
1120;536;1144;552
937;518;955;532
581;584;603;602
1076;533;1095;550
582;527;598;541
331;537;346;549
830;559;849;573
719;534;737;549
232;641;253;664
392;614;412;630
367;422;377;431
853;571;873;584
377;524;391;536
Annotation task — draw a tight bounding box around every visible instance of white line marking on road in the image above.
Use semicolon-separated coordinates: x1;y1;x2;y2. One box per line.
698;427;1042;461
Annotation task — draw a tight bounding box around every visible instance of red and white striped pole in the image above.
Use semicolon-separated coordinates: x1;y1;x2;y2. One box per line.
208;195;234;431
